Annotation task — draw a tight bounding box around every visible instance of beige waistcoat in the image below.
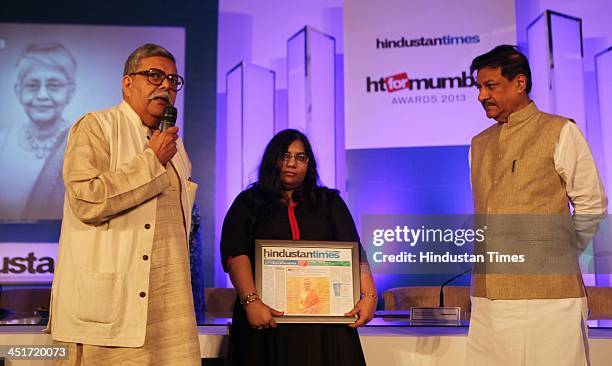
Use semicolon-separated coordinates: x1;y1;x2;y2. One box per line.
470;102;584;300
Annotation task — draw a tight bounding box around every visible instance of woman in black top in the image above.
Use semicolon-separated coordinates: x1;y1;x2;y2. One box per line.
220;129;377;366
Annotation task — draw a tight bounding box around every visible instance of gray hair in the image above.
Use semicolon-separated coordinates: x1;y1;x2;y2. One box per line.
123;43;176;75
16;42;77;82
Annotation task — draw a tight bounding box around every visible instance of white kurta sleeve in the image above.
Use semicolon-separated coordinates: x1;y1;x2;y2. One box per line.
468;146;472;189
554;121;608;249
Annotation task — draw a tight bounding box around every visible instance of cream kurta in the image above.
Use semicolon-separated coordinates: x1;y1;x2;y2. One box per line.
55;163;200;365
49;101;198;355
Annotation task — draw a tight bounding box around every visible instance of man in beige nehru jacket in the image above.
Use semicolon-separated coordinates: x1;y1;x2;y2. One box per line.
47;44;200;365
466;45;607;365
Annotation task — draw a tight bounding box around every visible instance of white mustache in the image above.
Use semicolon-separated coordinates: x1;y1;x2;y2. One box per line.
148;92;170;102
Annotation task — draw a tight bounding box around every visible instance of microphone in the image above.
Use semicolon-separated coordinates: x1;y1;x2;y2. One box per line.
160;106;177;132
439;268;471;307
410;268;471;324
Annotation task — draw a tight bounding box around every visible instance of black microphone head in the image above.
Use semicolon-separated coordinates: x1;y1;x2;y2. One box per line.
160;105;177;131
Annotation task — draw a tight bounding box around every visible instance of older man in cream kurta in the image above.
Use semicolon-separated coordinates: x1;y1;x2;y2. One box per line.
466;45;607;366
47;44;200;365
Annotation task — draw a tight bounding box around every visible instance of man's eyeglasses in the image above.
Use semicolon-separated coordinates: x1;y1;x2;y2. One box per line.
280;152;309;164
129;68;185;91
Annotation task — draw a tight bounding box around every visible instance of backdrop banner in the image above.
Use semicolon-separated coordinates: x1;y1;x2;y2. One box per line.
344;0;516;149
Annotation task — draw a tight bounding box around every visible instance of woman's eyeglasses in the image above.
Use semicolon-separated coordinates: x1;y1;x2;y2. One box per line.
280;152;309;164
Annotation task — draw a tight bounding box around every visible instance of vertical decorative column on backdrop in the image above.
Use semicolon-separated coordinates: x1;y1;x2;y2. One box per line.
225;61;276;204
287;26;343;190
595;47;612;209
220;61;275;285
527;10;587;134
594;47;612;289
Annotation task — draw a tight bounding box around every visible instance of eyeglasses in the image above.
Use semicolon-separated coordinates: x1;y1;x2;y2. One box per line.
280;152;309;164
129;68;185;91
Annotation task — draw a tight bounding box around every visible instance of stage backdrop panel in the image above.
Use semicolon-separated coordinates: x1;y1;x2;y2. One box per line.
0;23;185;222
0;23;185;284
343;0;516;149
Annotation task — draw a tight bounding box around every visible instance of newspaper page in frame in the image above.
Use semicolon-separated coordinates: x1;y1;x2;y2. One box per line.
256;240;359;323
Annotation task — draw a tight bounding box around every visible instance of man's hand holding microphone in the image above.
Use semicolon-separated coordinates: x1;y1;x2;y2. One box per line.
149;105;178;165
149;127;178;165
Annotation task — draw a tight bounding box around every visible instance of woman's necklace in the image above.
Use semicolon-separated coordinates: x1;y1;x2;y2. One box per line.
22;121;68;159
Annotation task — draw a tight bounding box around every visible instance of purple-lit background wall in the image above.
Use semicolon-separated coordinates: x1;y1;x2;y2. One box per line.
516;0;612;287
0;0;218;290
214;0;612;293
0;24;186;134
516;0;612;194
215;0;345;286
342;0;515;296
0;24;188;281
